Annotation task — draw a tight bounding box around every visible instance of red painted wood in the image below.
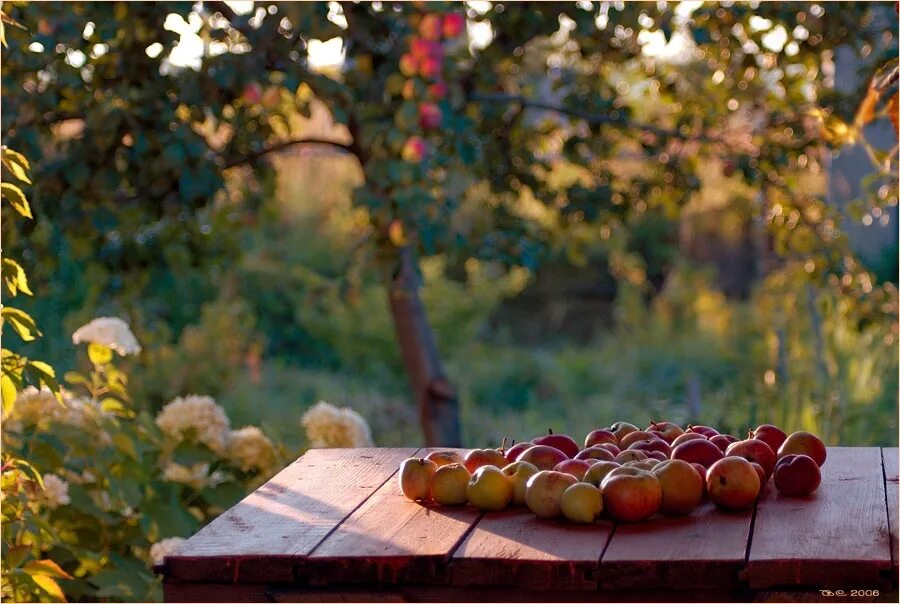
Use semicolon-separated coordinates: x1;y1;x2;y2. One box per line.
746;447;893;589
449;508;613;590
884;448;898;577
163;447;417;582
307;449;482;585
599;499;753;589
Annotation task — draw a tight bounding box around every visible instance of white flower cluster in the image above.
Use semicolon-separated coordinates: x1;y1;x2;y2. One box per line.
41;473;70;509
155;395;230;454
301;401;373;448
162;462;225;489
4;386;65;429
227;426;277;472
150;537;185;564
72;317;142;356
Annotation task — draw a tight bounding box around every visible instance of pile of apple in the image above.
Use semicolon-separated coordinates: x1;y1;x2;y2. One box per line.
399;422;826;523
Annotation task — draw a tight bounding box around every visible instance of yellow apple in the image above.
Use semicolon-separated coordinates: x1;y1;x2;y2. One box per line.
430;463;471;505
561;483;603;523
398;457;438;501
466;465;512;511
501;461;539;505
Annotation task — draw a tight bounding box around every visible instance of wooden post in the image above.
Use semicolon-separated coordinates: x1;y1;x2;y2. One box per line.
387;246;462;446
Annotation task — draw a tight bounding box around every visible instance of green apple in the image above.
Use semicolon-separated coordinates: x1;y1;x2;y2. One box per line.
430;462;471;505
466;465;512;511
501;461;539;505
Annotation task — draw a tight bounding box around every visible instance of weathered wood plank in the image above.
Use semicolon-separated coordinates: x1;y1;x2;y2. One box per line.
599;499;754;589
449;508;613;590
883;448;898;580
306;449;482;585
163;448;417;583
746;447;892;589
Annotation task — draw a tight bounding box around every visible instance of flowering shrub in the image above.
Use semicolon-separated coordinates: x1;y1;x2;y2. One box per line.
301;400;374;448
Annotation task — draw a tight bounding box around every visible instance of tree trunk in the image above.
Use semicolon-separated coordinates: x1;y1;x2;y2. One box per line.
387;246;462;446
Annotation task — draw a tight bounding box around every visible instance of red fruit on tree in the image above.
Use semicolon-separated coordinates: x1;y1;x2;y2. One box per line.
401;136;427;163
399;53;418;77
418;55;442;80
419;14;442;40
442;13;466;38
418;103;442;129
426;80;447;100
242;82;262;104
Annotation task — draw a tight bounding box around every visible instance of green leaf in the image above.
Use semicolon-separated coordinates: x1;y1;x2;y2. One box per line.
2;258;32;296
6;545;30;569
171;441;214;466
23;559;73;580
1;182;32;218
63;371;88;385
30;574;66;602
1;307;41;341
87;343;113;365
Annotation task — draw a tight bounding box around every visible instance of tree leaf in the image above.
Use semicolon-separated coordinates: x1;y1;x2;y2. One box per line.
2;258;32;296
1;150;32;184
1;307;42;341
889;93;898;139
1;373;18;412
1;147;31;171
1;182;32;218
854;80;881;128
23;559;74;580
30;574;67;602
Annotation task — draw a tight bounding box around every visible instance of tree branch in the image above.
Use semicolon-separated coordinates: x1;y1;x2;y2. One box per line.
222;137;358;169
469;93;722;143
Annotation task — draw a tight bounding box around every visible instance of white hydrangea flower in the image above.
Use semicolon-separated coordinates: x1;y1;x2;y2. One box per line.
162;462;210;489
4;386;64;429
41;474;70;509
301;401;373;448
155;395;230;454
150;537;185;564
227;426;277;472
72;317;142;356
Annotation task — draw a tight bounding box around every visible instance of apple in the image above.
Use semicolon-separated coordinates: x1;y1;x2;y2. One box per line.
419;14;442;40
517;444;569;471
615;449;648;464
399;53;418;77
610;421;640;442
653;459;703;515
647;451;668;461
425;450;464;467
601;465;651;487
646;421;684;444
628;438;672;458
619;430;660;449
501;461;539;505
593;443;621;456
709;434;739;452
628;460;658;472
554;459;592;480
464;447;507;474
574;446;616;462
583;461;620;486
561;483;603;523
525;470;577;519
601;471;662;522
692;463;708;496
773;454;821;496
671;439;724;468
430;462;470;505
418;102;442;130
706;457;760;511
726;438;777;478
401;79;416;100
401;136;427;163
532;429;579;459
466;465;512;511
778;431;827;467
752;424;788;453
442;13;466;38
426;80;447;101
418;55;442;79
241;82;262;104
584;429;618;448
750;462;767;487
399;457;438;501
582;458;600;466
672;432;708;447
504;441;534;464
686;424;719;438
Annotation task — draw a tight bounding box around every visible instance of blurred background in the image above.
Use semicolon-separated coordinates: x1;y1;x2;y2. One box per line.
3;2;898;451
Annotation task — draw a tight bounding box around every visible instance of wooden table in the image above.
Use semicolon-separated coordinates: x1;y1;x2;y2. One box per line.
158;447;899;602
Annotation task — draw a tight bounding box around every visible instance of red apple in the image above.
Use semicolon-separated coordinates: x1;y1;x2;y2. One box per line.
241;82;262;104
574;446;616;463
778;431;827;467
516;444;569;471
726;438;777;478
593;443;621;456
401;136;427;163
426;80;447;100
463;448;507;474
628;438;672;458
709;434;739;452
752;424;788;454
750;462;767;487
554;459;592;481
584;429;618;449
691;463;708;496
601;471;662;522
419;14;442;40
619;431;662;449
646;421;684;444
671;432;708;447
532;429;579;459
671;439;724;468
610;421;640;442
647;451;668;461
442;13;465;38
418;103;442;129
418;55;442;79
686;424;719;438
409;38;442;60
524;470;577;518
773;454;821;496
504;441;534;464
706;457;760;511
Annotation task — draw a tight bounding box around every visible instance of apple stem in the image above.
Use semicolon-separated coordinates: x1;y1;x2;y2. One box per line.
548;428;553;435
500;436;508;451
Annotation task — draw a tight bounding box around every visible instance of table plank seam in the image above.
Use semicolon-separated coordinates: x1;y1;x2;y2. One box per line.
737;495;761;582
591;523;617;583
882;448;896;573
300;447;426;567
